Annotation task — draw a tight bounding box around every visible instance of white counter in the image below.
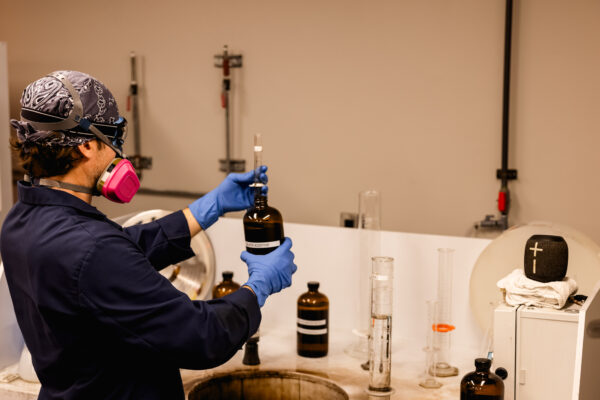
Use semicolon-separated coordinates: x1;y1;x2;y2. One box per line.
1;330;473;400
0;363;39;400
181;328;474;399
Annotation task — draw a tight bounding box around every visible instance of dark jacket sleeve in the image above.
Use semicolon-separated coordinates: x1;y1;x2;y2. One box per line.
121;210;195;271
77;231;261;370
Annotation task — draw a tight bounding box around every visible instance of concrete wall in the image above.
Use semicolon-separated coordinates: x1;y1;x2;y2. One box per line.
1;0;599;242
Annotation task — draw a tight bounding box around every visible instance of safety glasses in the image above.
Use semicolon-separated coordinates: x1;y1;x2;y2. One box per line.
93;117;128;150
21;108;128;150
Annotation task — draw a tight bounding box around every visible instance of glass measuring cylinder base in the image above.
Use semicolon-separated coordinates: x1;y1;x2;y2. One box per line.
366;387;396;397
419;379;443;389
430;363;459;377
430;331;458;377
419;347;442;389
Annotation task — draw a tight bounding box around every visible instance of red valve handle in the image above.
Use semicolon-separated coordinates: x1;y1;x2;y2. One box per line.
498;191;507;213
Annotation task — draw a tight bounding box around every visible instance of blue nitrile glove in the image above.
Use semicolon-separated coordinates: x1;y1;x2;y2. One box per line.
241;238;297;307
189;166;268;229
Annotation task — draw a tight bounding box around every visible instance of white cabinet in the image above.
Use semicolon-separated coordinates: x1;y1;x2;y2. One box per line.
516;306;578;399
494;282;600;400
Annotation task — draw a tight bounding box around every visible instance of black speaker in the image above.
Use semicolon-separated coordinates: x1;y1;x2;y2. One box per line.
524;235;568;283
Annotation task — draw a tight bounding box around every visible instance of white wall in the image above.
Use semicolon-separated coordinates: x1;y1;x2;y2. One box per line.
1;0;599;243
509;0;600;239
207;218;492;353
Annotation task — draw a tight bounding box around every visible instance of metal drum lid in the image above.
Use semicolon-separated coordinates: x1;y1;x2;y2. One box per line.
114;209;216;301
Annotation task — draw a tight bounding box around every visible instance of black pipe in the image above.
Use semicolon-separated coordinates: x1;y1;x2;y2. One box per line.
130;52;141;159
501;0;513;189
476;0;515;231
137;187;206;199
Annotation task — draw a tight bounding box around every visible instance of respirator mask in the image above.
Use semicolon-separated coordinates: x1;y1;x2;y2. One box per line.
19;72;140;203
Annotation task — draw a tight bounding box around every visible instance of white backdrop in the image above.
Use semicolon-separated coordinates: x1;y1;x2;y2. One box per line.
206;218;491;354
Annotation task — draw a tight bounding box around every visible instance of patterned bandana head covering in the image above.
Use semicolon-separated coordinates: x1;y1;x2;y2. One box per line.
10;70;120;147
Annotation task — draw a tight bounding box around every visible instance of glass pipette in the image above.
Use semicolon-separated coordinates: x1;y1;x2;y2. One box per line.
250;133;264;188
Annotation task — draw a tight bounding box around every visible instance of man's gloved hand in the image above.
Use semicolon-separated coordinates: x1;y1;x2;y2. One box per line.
189;166;268;230
241;238;297;307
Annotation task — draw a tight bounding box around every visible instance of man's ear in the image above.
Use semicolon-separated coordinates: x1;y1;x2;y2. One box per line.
77;141;95;159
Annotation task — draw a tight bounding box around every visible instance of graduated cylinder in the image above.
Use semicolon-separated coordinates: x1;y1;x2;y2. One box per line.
433;248;459;377
368;256;394;394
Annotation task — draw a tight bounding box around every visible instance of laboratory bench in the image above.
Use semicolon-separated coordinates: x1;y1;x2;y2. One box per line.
4;217;600;398
180;328;471;399
0;328;472;399
0;218;489;399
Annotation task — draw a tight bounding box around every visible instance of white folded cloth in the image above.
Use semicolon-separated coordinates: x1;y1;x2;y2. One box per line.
496;268;578;309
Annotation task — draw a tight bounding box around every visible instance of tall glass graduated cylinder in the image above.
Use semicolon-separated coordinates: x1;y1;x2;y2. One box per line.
368;256;394;394
433;248;458;377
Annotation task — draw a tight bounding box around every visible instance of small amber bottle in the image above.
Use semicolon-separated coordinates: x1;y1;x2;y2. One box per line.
297;281;329;357
460;358;504;400
212;271;240;299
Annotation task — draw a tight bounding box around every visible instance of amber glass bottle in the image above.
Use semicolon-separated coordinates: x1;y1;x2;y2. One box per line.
243;189;284;255
297;281;329;357
460;358;504;400
212;271;240;299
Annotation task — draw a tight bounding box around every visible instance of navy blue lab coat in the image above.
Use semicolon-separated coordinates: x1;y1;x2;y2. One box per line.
0;182;261;399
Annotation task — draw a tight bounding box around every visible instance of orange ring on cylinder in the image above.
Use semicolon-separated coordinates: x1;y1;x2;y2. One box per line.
432;323;456;333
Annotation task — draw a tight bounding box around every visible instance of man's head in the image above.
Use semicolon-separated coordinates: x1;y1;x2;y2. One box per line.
10;71;123;178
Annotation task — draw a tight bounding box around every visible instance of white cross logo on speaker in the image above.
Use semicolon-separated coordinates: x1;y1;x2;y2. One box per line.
529;242;543;273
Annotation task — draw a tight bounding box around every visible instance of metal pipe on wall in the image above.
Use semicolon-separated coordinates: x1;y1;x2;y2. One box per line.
476;0;517;232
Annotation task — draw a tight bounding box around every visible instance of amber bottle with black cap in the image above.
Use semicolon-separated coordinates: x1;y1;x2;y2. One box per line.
460;358;505;399
212;271;240;299
297;281;329;357
243;134;284;255
243;191;284;255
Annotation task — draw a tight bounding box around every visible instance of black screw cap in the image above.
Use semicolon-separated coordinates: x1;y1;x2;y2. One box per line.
495;367;508;380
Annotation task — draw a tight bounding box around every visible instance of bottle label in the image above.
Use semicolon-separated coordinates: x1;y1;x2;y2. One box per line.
245;240;280;249
297;327;328;335
297;312;328;336
297;318;326;326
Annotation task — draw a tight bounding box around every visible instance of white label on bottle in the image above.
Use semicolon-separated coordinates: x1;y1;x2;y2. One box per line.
297;318;327;326
246;240;280;249
297;327;328;335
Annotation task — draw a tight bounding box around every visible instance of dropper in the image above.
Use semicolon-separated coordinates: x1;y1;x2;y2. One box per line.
251;133;264;188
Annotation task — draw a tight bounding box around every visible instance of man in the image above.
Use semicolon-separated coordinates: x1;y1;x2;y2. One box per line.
0;70;297;399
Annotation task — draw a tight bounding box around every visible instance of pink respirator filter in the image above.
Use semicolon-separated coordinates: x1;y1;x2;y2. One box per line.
100;159;140;203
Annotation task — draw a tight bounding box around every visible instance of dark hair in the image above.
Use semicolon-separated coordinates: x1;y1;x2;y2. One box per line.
10;133;101;178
